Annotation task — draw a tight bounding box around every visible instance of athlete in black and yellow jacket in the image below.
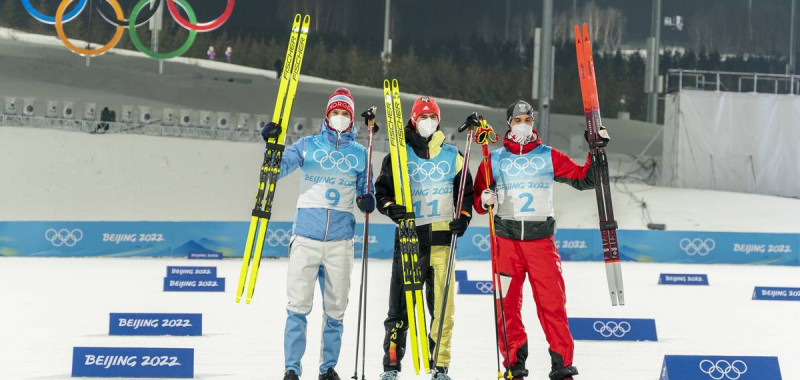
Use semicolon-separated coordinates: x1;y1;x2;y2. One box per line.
375;96;473;380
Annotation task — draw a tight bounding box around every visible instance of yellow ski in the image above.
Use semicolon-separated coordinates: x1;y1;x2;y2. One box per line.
236;14;311;304
384;79;431;374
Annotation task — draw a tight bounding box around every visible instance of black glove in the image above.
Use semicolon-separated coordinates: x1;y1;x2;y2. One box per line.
459;112;481;132
384;203;406;224
584;126;610;147
356;194;376;214
260;121;281;142
449;213;470;237
362;107;381;133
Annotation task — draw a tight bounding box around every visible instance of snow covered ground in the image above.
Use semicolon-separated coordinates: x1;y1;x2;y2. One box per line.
1;257;798;379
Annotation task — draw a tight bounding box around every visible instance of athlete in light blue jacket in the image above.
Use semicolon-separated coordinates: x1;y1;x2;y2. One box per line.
262;88;375;380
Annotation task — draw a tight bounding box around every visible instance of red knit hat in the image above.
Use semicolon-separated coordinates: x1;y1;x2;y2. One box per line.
410;96;441;127
326;87;355;118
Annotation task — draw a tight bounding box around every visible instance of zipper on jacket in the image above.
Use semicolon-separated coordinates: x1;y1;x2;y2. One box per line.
324;209;331;241
521;220;525;239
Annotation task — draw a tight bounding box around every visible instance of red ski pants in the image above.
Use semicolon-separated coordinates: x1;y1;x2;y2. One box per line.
494;235;574;369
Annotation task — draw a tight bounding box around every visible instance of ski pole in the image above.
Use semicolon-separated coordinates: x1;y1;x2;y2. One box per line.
352;107;378;380
431;112;481;371
475;120;512;379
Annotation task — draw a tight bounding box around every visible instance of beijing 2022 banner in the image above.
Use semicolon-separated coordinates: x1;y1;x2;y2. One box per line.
0;221;797;265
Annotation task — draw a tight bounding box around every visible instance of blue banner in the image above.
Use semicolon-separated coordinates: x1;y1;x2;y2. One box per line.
458;280;494;295
659;273;709;285
109;313;202;336
752;287;800;301
72;347;194;378
1;221;798;265
568;318;658;341
166;266;217;278
187;252;222;260
163;277;225;292
660;355;782;380
454;269;493;295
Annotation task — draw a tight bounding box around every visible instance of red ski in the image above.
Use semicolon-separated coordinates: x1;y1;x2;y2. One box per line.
574;23;625;306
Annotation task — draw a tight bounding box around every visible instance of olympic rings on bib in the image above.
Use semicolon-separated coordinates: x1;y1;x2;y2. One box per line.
27;0;234;59
22;0;88;25
408;161;451;182
312;150;360;173
498;156;546;176
129;0;197;60
167;0;235;32
55;0;125;57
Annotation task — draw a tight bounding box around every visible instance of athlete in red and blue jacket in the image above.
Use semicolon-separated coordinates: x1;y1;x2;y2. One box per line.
472;100;607;380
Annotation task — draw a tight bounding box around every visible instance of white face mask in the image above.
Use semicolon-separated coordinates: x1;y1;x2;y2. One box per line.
510;122;534;144
328;115;351;132
417;118;438;138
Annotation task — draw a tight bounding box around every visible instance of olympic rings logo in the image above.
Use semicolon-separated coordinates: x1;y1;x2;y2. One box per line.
699;360;748;380
265;228;291;247
312;150;360;173
474;281;493;294
498;156;546;176
44;228;84;247
472;234;491;252
408;161;451;182
679;238;716;256
22;0;234;58
592;320;631;338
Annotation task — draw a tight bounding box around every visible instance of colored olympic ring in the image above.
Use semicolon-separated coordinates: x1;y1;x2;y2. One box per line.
167;0;234;32
55;0;125;57
21;0;88;25
27;0;233;59
97;0;162;28
129;0;197;59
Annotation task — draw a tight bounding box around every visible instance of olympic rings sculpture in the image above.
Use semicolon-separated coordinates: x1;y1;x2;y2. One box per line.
21;0;234;58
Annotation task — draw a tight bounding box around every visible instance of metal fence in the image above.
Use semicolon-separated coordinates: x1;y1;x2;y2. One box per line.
0;113;392;151
665;69;800;95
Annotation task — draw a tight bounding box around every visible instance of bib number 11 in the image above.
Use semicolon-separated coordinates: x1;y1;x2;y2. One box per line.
413;199;440;218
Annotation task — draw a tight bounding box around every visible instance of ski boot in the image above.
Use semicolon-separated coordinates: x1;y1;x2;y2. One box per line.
378;370;399;380
503;367;528;380
548;350;578;380
320;368;341;380
284;370;299;380
431;367;451;380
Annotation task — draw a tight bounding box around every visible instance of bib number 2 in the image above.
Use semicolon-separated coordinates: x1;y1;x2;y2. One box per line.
519;193;535;212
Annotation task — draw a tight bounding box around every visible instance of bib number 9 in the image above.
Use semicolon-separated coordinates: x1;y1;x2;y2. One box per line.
326;189;340;206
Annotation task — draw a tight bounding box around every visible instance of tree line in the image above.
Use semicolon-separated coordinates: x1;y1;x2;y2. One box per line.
1;0;795;122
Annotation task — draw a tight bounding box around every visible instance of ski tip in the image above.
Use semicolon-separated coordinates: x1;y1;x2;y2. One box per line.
392;78;399;87
292;14;301;23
